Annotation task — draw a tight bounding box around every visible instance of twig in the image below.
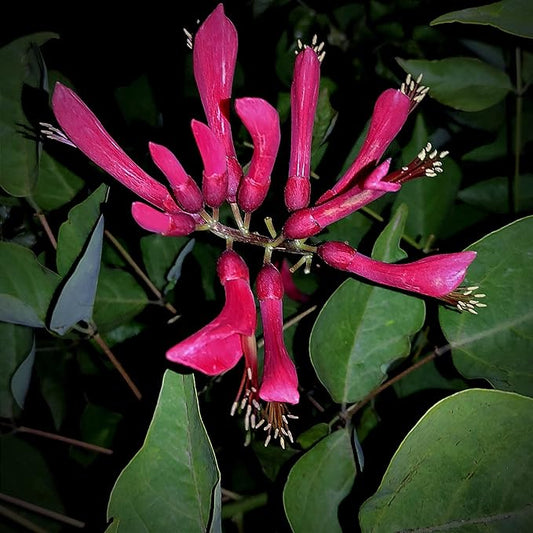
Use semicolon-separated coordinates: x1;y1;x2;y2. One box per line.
104;229;177;314
91;331;142;400
34;211;57;249
14;425;113;455
0;504;47;533
0;493;85;529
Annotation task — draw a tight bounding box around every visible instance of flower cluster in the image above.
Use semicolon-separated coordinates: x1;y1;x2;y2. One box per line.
46;3;484;447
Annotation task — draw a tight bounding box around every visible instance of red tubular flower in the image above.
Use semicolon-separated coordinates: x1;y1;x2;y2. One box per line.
193;2;242;202
166;249;256;375
285;46;321;211
317;76;427;204
256;264;299;404
191;119;228;208
235;97;281;213
131;202;196;237
51;83;180;214
148;142;204;213
318;241;477;301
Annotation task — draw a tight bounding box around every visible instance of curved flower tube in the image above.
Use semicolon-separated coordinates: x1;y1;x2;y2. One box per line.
148;142;204;213
131;202;197;237
235;97;281;213
285;46;321;211
317;83;421;204
318;241;477;299
51;82;180;214
191;119;228;208
193;2;242;202
256;264;299;405
166;249;256;375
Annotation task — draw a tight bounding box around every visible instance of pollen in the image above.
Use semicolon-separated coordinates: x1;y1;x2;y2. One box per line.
230;366;262;435
441;286;488;313
296;35;326;63
390;142;449;185
400;73;429;112
260;402;296;449
39;123;77;148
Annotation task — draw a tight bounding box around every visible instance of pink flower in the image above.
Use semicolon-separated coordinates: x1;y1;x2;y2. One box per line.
285;46;321;211
191;119;228;208
166;249;256;375
235;97;281;213
256;264;299;405
131;203;196;236
318;241;477;300
193;3;242;202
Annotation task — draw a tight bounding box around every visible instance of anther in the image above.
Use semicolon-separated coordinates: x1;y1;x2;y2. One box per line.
264;435;271;447
280;436;286;450
230;401;238;417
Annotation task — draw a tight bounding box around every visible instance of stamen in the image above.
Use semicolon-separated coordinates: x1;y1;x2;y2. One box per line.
441;286;487;313
183;28;193;49
400;73;428;112
39;123;77;148
260;402;297;450
295;35;326;63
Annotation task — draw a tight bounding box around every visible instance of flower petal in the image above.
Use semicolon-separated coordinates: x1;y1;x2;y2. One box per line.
131;202;196;236
318;241;477;298
52;83;179;213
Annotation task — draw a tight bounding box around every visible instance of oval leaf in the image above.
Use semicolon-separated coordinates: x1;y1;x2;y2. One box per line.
0;242;61;326
11;334;36;409
0;33;58;197
283;429;356;533
310;278;425;404
107;371;221;532
56;183;108;276
359;389;533;532
440;216;533;397
0;323;34;418
371;203;408;263
50;215;104;335
431;0;533;39
397;57;512;112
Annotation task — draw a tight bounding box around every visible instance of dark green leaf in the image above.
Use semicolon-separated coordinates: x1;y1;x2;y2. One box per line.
359;389;533;532
0;435;65;532
296;423;329;450
0;33;58;197
431;0;533;39
371;203;408;263
440;216;533;397
310;278;425;404
107;371;221;532
93;267;148;332
0;242;61;327
283;429;356;533
56;184;108;276
50;215;104;334
311;85;338;170
165;238;196;294
0;323;34;418
462;127;507;162
397;57;513;111
393;157;462;245
115;75;159;127
458;175;533;214
32;150;84;211
140;234;192;291
10;334;36;409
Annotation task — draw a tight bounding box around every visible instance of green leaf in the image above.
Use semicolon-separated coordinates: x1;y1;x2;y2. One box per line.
431;0;533;39
0;33;58;197
310;278;425;404
359;389;533;532
56;183;108;276
0;323;34;418
107;371;221;532
10;335;36;409
392;157;462;244
32;150;84;211
0;435;65;532
458;175;533;214
140;234;192;291
283;429;356;533
115;75;159;127
397;57;513;112
440;216;533;397
311;85;338;170
50;215;104;335
296;423;330;450
164;238;196;294
0;242;61;327
371;203;408;263
93;267;148;332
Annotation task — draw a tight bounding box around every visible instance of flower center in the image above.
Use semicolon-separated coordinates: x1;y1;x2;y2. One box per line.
400;73;429;112
256;401;297;449
231;366;262;432
441;286;487;314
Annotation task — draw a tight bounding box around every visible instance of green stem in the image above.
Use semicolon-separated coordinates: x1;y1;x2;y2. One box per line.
221;493;268;519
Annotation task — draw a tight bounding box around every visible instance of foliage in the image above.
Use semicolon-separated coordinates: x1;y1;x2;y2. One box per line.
1;1;532;532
